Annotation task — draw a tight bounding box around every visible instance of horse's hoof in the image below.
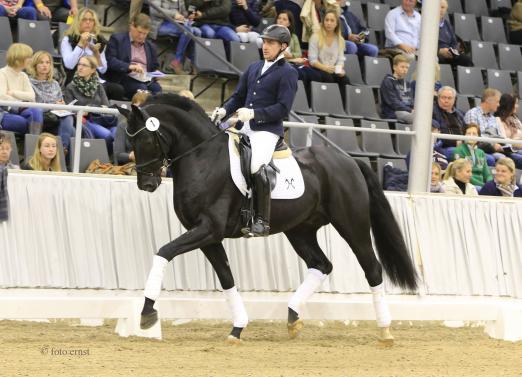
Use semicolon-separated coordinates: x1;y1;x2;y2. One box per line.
377;327;394;347
287;319;304;339
226;335;242;345
140;310;158;330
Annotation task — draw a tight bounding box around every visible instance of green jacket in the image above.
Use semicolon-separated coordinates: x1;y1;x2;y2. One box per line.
452;143;492;187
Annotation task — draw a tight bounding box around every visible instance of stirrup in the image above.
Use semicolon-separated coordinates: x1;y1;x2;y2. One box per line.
241;226;254;238
250;218;270;237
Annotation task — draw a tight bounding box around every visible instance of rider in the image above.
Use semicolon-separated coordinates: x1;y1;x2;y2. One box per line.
212;25;298;237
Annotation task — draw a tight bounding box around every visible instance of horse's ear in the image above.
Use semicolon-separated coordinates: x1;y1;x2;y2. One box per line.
131;104;146;122
116;105;131;120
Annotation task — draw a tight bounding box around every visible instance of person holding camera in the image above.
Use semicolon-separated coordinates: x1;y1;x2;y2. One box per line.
438;0;472;67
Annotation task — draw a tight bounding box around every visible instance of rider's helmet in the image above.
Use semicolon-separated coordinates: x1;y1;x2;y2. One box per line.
260;24;291;45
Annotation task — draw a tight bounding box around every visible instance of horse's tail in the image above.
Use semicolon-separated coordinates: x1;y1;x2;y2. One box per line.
354;159;418;291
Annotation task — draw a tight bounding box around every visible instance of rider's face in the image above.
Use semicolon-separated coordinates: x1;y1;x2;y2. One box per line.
262;39;284;61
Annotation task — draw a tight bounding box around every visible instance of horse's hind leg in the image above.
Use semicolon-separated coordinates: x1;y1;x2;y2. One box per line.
201;243;248;344
284;226;333;339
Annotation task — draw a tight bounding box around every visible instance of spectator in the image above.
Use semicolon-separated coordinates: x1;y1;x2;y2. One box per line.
276;10;306;65
114;90;151;165
452;123;492;188
430;162;444;193
432;86;466;151
0;43;44;135
0;0;37;20
384;0;421;61
30;0;78;23
230;0;262;44
300;0;327;43
29;50;75;154
337;0;378;59
22;132;61;171
64;56;117;152
379;54;414;123
106;13;162;99
442;158;478;196
437;0;472;67
186;0;240;44
149;0;202;75
0;132;19;169
495;93;522;153
508;0;522;45
480;157;522;197
297;9;347;96
275;0;303;43
464;88;522;167
411;63;442;97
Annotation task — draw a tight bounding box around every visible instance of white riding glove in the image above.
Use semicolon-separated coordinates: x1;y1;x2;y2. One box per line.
210;107;226;124
237;108;255;122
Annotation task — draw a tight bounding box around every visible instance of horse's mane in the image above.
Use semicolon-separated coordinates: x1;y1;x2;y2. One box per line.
144;93;211;121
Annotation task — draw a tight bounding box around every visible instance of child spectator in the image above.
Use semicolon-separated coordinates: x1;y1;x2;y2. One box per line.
0;0;37;20
29;50;75;154
276;10;306;65
442;158;478;196
64;56;117;152
480;157;522;197
452;123;492;188
380;54;414;124
0;43;44;135
22;132;61;171
0;132;19;169
430;162;444;193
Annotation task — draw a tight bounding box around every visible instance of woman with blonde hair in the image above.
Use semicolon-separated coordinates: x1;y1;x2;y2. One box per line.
480;158;522;197
22;132;61;172
29;50;75;153
442;158;478;196
0;43;43;135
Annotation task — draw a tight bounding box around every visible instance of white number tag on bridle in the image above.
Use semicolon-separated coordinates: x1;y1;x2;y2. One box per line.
145;117;160;132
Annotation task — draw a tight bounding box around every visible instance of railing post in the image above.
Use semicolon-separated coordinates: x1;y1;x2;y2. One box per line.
72;110;84;174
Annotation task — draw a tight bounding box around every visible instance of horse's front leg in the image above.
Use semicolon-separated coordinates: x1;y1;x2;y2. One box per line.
140;219;219;330
201;244;248;344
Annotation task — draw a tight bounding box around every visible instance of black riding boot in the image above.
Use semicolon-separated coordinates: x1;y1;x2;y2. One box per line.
251;165;271;237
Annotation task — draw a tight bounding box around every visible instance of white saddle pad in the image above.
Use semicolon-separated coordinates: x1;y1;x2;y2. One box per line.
227;132;305;199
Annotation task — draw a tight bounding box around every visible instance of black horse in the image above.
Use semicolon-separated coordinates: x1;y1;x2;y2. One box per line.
118;93;417;344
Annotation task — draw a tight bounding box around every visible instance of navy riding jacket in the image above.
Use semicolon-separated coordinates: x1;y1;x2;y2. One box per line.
224;58;298;137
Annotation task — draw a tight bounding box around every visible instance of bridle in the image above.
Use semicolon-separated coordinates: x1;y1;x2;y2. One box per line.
125;106;230;176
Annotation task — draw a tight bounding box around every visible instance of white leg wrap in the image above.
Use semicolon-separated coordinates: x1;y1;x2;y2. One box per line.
143;255;169;301
370;282;392;327
224;286;248;328
288;268;327;315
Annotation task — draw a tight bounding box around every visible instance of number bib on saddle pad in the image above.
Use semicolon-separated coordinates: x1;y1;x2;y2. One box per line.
227;131;305;199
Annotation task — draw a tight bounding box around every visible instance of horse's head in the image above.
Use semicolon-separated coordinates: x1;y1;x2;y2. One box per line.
118;104;169;192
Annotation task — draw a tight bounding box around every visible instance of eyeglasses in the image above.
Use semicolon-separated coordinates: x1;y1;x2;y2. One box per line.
77;63;93;68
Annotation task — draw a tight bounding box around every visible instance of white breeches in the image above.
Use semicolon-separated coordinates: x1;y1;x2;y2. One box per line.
240;121;279;173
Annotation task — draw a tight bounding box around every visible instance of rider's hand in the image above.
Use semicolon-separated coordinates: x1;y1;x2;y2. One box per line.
211;107;226;123
237;108;254;122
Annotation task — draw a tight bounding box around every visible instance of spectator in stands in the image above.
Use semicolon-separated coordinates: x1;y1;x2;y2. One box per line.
0;0;37;20
64;56;117;152
29;50;75;153
106;13;162;99
22;132;61;171
384;0;421;61
430;162;444;193
379;54;414;124
337;0;378;59
432;86;465;152
297;8;347;97
276;10;306;65
464;88;520;167
0;132;19;169
149;0;202;75
230;0;262;44
508;0;522;45
442;158;478;196
114;90;152;165
186;0;240;45
437;0;472;67
480;157;522;197
411;63;442;97
0;43;44;135
496;93;522;153
275;0;303;43
452;123;492;188
31;0;78;23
